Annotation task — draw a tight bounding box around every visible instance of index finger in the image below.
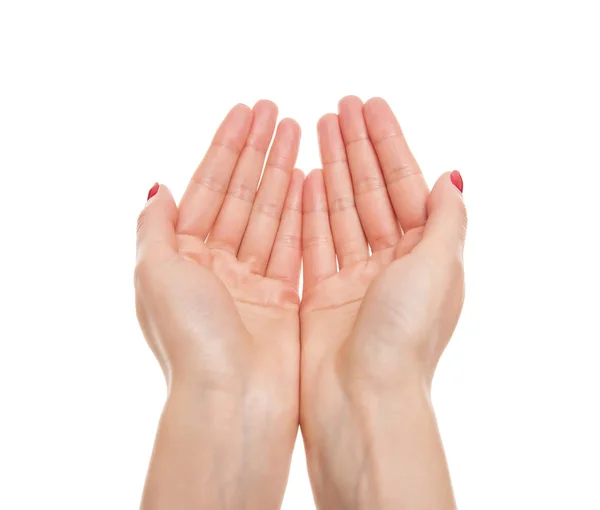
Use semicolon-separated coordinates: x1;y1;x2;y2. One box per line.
363;97;429;232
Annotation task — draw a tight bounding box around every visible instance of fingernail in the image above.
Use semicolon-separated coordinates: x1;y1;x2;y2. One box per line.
147;183;159;200
450;170;463;193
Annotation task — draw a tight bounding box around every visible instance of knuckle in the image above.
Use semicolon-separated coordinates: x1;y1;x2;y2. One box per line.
284;201;302;213
344;135;369;148
302;234;332;249
321;148;348;165
373;129;404;147
211;139;243;155
265;158;292;176
385;163;421;184
334;236;366;258
328;195;356;214
245;132;271;155
276;233;301;250
192;173;228;194
226;182;256;203
253;201;281;218
369;232;400;251
353;175;386;195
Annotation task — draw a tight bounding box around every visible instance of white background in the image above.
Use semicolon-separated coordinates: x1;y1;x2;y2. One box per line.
1;1;599;508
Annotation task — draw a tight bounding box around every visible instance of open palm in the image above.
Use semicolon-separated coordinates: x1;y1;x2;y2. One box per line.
301;96;433;356
177;101;302;324
138;98;305;379
135;101;304;509
299;97;466;508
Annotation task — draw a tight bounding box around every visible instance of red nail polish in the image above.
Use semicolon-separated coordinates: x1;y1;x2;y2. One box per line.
147;183;159;200
450;170;463;193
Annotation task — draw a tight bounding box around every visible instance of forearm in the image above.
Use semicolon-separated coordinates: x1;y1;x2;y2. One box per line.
308;380;455;510
359;382;455;509
141;382;293;510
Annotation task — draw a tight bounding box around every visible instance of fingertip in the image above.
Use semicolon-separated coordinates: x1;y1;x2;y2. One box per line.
228;103;253;124
253;99;278;115
252;100;278;127
363;96;390;113
338;95;363;111
363;97;390;126
303;169;328;213
305;168;324;185
145;182;174;204
432;171;465;197
318;112;338;129
269;118;301;161
292;168;306;184
137;182;178;255
363;97;400;136
450;169;463;193
232;102;252;113
278;117;301;136
427;171;468;227
214;103;254;152
147;182;159;201
247;100;278;153
160;183;175;201
337;96;368;140
317;113;341;139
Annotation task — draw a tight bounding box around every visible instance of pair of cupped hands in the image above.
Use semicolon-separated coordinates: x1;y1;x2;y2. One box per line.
135;96;466;509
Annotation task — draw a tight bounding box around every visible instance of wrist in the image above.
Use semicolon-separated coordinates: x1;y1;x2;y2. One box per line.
340;353;433;402
164;354;250;399
338;331;439;396
306;374;439;510
156;379;293;510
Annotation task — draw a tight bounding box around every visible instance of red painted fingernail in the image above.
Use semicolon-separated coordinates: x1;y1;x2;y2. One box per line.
450;170;463;193
147;183;159;200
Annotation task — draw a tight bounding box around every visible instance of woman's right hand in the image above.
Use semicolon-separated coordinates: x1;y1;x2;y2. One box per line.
135;101;303;510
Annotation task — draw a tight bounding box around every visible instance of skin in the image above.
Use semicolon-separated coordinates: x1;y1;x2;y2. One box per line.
300;96;467;509
135;97;467;509
135;101;304;509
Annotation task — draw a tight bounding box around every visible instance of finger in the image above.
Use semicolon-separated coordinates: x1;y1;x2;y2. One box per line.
416;171;467;262
363;97;429;231
337;96;401;252
265;169;304;286
207;100;278;253
136;183;178;263
176;104;253;240
302;169;337;289
318;113;369;267
238;118;301;275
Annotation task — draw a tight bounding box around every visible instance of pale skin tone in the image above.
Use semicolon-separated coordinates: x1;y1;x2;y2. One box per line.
135;97;467;509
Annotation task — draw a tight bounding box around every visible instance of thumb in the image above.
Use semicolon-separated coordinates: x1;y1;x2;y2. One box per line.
417;171;467;261
136;183;178;261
